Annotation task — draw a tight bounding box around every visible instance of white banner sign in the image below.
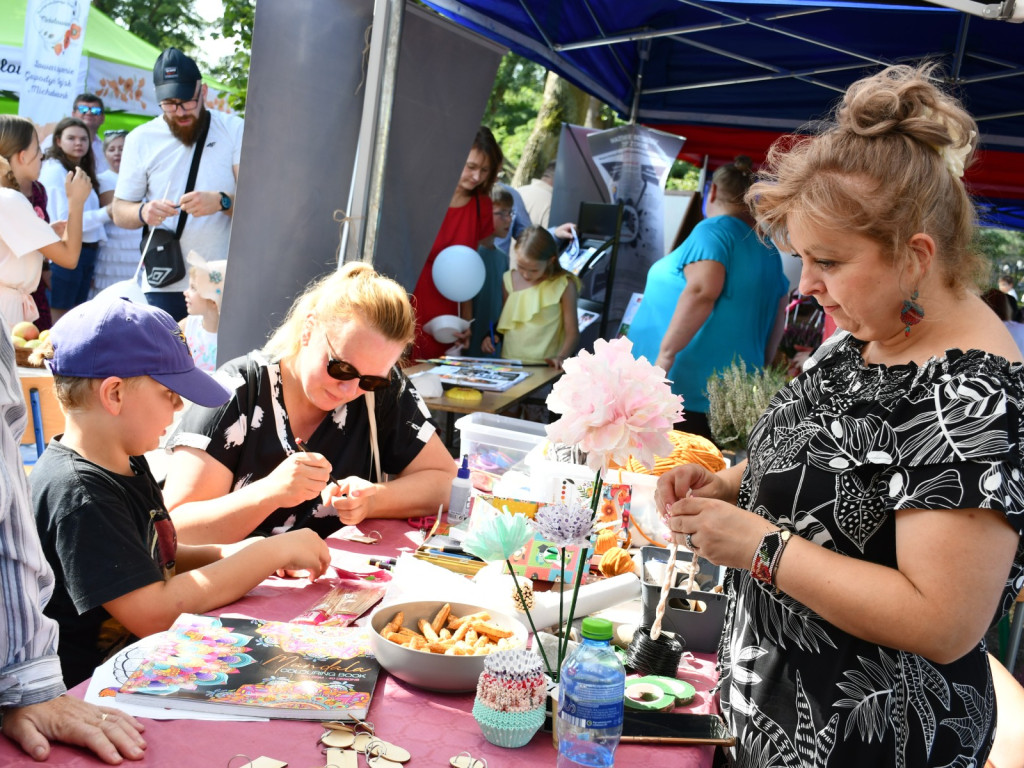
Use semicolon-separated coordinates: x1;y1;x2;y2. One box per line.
587;124;685;326
19;0;90;124
2;42;235;118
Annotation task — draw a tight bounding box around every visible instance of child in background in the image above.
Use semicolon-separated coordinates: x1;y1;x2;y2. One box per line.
468;186;515;357
179;251;226;372
482;226;580;370
30;298;330;687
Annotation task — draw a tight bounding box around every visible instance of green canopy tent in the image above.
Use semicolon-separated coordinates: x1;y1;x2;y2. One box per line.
0;0;237;132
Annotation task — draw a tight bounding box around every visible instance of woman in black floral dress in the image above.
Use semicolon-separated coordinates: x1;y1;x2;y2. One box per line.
658;64;1024;767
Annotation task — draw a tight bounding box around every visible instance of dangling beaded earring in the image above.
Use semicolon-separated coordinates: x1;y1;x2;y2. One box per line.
900;290;925;337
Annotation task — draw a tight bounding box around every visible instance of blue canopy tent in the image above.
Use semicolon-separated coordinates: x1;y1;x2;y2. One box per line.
420;0;1024;228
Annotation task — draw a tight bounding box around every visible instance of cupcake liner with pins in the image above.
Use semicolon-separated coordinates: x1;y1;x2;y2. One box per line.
472;649;547;748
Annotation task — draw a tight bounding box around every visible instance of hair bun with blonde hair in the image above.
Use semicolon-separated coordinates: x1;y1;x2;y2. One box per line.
749;63;984;294
837;64;977;176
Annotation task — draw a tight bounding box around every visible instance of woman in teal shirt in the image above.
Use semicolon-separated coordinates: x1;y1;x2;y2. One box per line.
628;156;789;440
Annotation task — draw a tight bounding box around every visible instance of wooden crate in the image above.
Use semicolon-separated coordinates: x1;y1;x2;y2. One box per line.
15;346;44;368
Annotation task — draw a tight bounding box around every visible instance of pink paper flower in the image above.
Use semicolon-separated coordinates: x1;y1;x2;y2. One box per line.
546;337;684;472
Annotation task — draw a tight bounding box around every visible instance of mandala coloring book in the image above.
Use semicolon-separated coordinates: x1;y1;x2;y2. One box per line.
116;614;379;720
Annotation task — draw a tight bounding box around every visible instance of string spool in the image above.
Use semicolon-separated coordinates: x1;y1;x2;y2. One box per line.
626;625;685;676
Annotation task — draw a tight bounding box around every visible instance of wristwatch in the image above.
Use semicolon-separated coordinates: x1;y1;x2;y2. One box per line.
218;192;232;211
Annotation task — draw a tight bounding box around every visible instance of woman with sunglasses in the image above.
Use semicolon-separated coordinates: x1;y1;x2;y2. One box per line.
163;262;456;544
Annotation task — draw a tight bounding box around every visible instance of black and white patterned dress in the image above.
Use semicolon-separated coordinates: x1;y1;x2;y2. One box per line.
720;333;1024;767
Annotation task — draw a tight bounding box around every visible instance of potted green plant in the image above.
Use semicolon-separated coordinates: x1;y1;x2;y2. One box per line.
706;359;789;460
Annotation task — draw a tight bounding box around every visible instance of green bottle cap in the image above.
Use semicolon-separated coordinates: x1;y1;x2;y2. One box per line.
581;616;613;641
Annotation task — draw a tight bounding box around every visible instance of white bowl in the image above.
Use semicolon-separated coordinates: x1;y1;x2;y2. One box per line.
369;600;529;692
423;315;471;344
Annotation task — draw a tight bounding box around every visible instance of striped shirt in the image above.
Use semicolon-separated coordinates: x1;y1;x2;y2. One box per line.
0;325;65;707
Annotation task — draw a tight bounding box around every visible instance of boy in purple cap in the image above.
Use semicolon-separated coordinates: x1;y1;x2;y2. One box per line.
29;298;331;687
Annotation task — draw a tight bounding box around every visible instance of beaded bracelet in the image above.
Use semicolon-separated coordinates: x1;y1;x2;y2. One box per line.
751;528;791;586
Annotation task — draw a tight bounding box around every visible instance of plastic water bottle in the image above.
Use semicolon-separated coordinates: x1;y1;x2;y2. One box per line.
557;617;625;768
446;456;472;525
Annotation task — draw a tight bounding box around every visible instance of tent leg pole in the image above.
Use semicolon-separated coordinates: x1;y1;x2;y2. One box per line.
344;0;405;266
628;39;651;124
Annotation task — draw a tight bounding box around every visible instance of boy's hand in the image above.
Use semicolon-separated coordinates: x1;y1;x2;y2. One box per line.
321;476;380;526
481;336;495;354
273;528;331;580
65;167;92;208
2;695;146;764
262;452;333;508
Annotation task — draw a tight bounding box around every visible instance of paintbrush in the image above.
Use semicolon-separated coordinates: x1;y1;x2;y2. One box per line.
294;437;343;488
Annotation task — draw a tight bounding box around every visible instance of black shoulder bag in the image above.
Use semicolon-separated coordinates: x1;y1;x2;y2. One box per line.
140;113;211;288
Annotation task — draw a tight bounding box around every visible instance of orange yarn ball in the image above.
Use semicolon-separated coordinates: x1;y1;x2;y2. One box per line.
599;547;637;577
594;530;619;556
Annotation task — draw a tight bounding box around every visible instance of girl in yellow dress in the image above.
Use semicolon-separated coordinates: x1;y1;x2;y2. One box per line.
482;226;580;369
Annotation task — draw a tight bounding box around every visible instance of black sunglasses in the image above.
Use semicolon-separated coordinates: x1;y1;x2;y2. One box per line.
322;330;391;392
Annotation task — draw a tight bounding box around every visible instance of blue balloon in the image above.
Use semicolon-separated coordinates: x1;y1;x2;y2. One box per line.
432;245;486;302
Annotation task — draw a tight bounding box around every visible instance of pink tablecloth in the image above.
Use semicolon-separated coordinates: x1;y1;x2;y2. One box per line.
0;521;719;767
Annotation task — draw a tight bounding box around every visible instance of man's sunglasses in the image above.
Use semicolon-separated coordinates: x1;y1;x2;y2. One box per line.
76;105;103;115
323;330;391;392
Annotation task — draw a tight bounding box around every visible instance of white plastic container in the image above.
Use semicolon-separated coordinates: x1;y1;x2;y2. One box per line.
455;412;548;479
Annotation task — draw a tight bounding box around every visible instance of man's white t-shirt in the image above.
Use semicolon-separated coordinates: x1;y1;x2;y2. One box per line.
116;110;244;293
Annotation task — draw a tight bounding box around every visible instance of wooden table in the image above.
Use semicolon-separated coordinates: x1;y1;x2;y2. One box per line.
0;520;719;768
403;363;564;447
17;366;60;455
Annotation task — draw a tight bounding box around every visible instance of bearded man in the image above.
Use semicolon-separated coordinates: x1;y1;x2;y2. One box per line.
112;48;243;319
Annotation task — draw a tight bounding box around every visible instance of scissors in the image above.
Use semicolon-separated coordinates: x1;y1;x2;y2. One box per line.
407;505;443;534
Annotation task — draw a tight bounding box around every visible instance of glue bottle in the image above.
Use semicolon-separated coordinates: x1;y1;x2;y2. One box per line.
447;456;472;526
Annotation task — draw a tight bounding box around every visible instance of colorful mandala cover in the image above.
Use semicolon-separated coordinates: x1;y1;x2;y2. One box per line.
116;614;379;720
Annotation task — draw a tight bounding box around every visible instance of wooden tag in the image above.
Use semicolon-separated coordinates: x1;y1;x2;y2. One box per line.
321;729;355;748
240;758;287;768
375;742;411;763
346;536;378;548
324;748;358;768
353;732;376;751
323;721;356;732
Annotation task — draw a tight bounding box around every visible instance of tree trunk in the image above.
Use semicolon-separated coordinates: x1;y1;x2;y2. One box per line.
584;95;608;129
512;71;589;187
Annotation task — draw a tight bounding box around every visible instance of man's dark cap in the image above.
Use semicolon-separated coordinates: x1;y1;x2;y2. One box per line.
153;47;202;102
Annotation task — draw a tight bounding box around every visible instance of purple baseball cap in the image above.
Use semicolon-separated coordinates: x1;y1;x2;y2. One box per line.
47;298;230;407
